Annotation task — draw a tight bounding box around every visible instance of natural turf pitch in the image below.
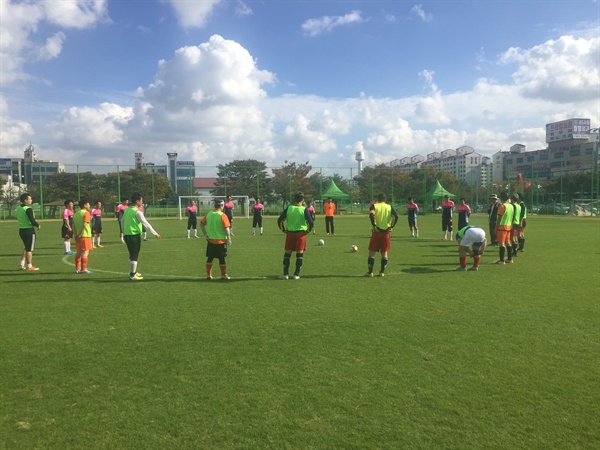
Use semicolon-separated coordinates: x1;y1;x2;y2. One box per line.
1;214;599;449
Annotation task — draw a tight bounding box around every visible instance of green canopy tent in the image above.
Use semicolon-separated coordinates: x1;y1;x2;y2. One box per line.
425;180;455;212
319;180;351;200
426;180;456;200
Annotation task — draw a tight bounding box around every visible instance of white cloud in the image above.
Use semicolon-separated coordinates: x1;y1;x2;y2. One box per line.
302;10;364;37
411;4;433;23
49;103;133;147
35;32;66;61
0;95;34;155
168;0;221;28
0;0;108;85
499;35;600;103
235;1;252;17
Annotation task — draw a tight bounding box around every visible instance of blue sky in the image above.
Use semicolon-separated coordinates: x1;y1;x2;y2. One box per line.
1;0;598;173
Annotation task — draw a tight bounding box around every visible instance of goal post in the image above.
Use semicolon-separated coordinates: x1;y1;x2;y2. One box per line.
178;195;250;220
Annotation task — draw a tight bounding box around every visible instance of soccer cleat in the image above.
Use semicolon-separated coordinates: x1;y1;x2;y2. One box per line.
379;272;385;277
76;270;81;274
187;236;190;239
469;267;479;271
221;275;230;280
494;260;505;265
442;238;447;241
65;251;73;255
279;275;289;280
97;244;104;248
26;266;39;271
364;272;374;278
130;273;143;281
505;259;514;264
93;245;98;249
206;276;213;280
453;267;467;271
20;265;26;270
195;235;199;238
293;275;300;280
80;269;93;274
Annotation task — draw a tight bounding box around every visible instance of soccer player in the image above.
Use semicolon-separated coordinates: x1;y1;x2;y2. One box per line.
441;195;455;240
366;193;398;277
305;200;316;234
74;199;93;274
224;195;235;236
407;197;419;237
17;193;41;271
61;199;74;255
324;197;335;235
122;193;161;281
518;196;527;252
457;197;471;230
494;191;514;264
200;199;232;280
115;197;128;244
91;200;104;248
251;197;264;236
277;191;314;279
453;225;487;271
510;194;522;259
186;200;199;238
487;194;500;246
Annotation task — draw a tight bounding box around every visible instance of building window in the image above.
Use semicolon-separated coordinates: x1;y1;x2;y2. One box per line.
516;158;523;163
539;154;548;161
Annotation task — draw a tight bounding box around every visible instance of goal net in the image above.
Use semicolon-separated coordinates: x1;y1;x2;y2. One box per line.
178;195;250;220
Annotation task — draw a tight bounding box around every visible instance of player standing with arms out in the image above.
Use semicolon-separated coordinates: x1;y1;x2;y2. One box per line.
441;195;455;240
518;196;527;252
251;197;264;236
407;197;419;237
494;191;514;265
115;197;128;244
305;200;316;234
457;198;471;230
91;200;103;248
200;199;232;280
277;191;314;280
122;193;161;281
324;197;335;235
17;193;41;271
186;200;199;238
454;225;487;271
61;199;74;255
487;194;499;246
366;193;398;277
74;199;93;274
224;195;235;236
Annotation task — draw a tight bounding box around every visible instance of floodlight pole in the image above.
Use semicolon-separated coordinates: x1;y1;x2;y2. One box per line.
590;128;600;213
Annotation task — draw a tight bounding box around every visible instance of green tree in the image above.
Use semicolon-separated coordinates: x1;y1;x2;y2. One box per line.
270;161;313;204
213;160;271;199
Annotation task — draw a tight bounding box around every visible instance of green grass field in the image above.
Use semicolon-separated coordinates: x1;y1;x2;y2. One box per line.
1;213;599;449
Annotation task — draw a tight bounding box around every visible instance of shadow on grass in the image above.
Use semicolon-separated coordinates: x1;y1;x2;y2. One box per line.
401;266;449;274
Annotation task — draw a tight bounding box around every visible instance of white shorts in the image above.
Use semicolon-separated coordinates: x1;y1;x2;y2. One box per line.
459;227;486;247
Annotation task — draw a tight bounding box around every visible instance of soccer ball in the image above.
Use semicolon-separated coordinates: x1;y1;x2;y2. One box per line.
318;239;325;246
350;245;358;252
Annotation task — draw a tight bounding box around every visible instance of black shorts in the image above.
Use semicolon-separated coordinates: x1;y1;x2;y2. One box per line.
442;217;453;231
92;225;102;235
206;242;227;260
187;218;197;229
19;228;36;252
61;225;73;239
408;217;417;227
252;216;263;227
124;234;142;261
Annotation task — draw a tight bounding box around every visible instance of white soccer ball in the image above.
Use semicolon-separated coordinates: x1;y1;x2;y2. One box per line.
350;245;358;252
318;239;325;246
